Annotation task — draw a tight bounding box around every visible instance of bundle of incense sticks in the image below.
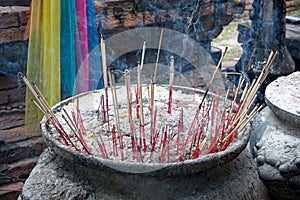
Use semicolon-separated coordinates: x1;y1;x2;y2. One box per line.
18;72;91;155
177;51;277;160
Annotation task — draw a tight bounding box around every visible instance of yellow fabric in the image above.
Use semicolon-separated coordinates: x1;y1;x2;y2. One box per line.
25;0;61;135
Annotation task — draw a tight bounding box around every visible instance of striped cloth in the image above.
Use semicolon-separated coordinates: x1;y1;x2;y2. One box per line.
25;0;103;135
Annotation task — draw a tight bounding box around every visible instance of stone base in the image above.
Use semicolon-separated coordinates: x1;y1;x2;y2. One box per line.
19;147;269;200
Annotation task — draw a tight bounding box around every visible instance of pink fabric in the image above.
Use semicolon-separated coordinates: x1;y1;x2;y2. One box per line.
75;0;89;93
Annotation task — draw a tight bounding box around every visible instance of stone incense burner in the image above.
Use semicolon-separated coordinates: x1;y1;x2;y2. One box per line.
22;85;264;199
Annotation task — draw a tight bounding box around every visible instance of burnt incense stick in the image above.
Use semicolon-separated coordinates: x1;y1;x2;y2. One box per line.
101;37;110;124
198;46;228;110
107;69;121;135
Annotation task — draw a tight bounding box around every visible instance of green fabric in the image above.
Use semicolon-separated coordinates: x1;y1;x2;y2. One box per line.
60;0;76;99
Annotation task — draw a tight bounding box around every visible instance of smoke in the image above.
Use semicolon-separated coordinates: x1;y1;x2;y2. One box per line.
77;26;226;96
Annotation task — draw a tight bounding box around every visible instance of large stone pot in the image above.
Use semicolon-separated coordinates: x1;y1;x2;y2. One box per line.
250;72;300;200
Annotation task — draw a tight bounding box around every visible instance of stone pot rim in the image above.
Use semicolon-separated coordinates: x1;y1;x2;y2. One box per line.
265;72;300;128
40;85;250;176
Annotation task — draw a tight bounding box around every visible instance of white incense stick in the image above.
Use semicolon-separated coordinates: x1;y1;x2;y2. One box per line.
169;56;174;86
108;69;121;135
137;64;144;127
125;70;133;126
140;41;146;71
101;37;108;88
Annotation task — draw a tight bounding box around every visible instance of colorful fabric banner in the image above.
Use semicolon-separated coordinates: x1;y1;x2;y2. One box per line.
25;0;102;135
25;0;61;135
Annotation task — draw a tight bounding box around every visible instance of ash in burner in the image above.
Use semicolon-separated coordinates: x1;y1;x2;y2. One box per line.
50;85;234;164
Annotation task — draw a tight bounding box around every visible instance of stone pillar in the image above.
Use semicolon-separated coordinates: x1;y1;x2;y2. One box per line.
236;0;295;78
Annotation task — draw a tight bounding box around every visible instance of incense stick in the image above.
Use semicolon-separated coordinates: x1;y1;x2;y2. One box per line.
19;73;85;153
125;70;137;156
168;56;174;114
108;69;124;160
198;46;228;110
137;64;146;152
101;37;108;88
140;41;146;71
153;28;164;83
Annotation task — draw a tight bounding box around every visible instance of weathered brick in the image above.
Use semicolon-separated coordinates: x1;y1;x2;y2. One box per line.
0;26;26;44
0;163;9;183
2;42;21;57
200;16;215;31
0;126;30;144
155;10;167;24
5;157;38;180
105;1;135;16
0;0;31;6
0;75;19;90
0;6;19;29
0;42;28;75
144;11;155;25
0;92;8;105
167;9;183;21
123;13;143;27
93;1;106;14
226;3;234;16
100;16;121;30
12;6;30;25
0;107;24;121
0;136;45;164
201;4;215;16
0;182;23;200
8;87;25;104
245;4;253;11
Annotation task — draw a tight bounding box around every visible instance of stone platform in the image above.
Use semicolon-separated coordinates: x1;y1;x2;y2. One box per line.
19;147;269;200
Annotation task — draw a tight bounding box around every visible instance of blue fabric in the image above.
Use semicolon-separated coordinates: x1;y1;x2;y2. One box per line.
60;0;76;99
86;0;103;89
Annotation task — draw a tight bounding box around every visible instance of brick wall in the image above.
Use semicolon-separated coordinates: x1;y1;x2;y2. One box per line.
0;75;45;199
95;0;246;51
0;3;44;200
286;0;300;12
0;6;29;76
